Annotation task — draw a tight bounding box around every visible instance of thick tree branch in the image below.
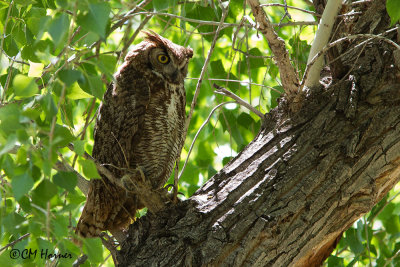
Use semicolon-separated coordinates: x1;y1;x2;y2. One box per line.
247;0;299;97
304;0;342;89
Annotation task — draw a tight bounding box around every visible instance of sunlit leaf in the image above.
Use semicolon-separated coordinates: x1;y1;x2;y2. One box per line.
13;74;38;99
78;159;100;179
28;61;44;77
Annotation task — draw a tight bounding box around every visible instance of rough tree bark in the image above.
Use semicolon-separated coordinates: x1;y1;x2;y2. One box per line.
117;1;400;266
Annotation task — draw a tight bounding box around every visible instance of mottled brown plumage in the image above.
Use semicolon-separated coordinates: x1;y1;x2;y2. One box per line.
76;32;193;237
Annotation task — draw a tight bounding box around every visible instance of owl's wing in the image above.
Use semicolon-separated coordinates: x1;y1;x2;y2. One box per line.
92;75;151;175
76;74;150;237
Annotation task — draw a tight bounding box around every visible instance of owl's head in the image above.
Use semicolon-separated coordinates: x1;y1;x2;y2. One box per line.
127;31;193;85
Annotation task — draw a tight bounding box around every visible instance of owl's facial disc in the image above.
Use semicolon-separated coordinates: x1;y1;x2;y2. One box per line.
149;48;189;84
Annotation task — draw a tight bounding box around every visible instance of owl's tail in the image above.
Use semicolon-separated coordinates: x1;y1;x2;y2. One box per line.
75;179;136;239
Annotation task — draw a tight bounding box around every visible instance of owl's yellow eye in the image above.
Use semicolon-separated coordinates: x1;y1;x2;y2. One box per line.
157;54;169;64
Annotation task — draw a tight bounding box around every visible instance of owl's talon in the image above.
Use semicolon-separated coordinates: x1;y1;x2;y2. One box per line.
162;184;184;202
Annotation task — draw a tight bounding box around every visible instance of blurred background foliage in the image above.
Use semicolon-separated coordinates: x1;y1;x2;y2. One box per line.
0;0;399;266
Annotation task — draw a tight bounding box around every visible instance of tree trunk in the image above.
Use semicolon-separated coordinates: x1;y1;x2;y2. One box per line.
117;1;400;266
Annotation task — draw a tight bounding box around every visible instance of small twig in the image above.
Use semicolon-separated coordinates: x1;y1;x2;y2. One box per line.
261;3;318;17
245;26;252;105
72;254;88;267
0;233;30;253
277;0;292;26
179;101;235;180
1;49;29;65
120;14;153;61
213;84;264;119
364;216;372;267
232;47;273;58
276;21;317;27
186;78;283;96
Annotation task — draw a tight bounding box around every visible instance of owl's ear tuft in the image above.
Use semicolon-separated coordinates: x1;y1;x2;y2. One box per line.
142;30;167;47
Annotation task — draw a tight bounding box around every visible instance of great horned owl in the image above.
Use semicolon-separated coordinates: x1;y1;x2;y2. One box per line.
76;32;193;237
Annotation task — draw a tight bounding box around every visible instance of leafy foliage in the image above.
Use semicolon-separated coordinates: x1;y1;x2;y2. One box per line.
0;0;398;266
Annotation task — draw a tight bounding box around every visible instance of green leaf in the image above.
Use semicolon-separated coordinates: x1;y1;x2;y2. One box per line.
153;0;177;11
345;228;364;255
222;156;233;165
97;55;117;76
2;212;25;234
180;162;199;184
48;13;70;48
18;195;32;212
39;93;58;119
87;75;105;99
13;74;39;99
78;159;100;179
66;82;94;99
327;255;344;267
0;104;22;135
248;48;264;69
52;214;69;237
58;69;85;87
83;238;104;263
387;0;400;25
270;86;284;109
382;215;400;234
73;140;85;156
210;60;227;78
26;7;47;35
53;171;77;192
208;165;217;179
197;141;215;167
153;0;168;11
11;173;34;200
3;35;19;57
77;2;111;39
0;134;18;156
53;125;75;147
237;112;255;129
32;179;58;204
